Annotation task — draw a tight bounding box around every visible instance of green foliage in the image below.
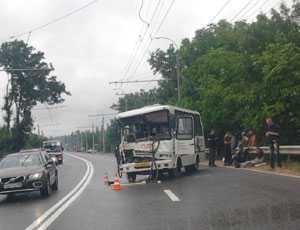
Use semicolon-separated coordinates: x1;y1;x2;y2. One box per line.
0;40;70;151
24;133;47;149
114;89;159;112
114;2;300;144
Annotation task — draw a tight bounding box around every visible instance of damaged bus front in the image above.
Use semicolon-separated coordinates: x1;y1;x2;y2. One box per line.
115;105;205;183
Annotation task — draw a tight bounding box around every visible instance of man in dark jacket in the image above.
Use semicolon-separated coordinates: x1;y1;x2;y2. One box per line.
265;117;281;168
207;129;218;167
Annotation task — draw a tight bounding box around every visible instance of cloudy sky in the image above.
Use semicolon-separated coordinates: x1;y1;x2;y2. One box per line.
0;0;287;136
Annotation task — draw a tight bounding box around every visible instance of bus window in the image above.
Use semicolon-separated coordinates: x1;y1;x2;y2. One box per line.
177;117;193;140
194;115;203;136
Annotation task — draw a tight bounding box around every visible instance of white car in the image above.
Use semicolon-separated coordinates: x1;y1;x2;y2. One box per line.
87;149;96;153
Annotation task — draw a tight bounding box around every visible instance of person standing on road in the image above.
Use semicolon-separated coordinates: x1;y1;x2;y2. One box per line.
265;117;281;168
224;132;232;166
207;129;218;167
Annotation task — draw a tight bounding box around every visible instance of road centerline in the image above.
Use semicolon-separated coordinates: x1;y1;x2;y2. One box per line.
164;189;180;202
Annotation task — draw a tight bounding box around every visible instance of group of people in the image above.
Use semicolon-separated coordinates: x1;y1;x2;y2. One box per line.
207;117;281;169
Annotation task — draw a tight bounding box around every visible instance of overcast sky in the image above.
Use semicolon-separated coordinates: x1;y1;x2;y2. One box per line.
0;0;287;136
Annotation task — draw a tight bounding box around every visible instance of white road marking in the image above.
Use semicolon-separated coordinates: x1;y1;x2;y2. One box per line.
25;153;94;230
164;189;180;202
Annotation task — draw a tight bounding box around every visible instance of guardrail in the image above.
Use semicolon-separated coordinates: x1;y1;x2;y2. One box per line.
204;145;300;156
247;146;300;155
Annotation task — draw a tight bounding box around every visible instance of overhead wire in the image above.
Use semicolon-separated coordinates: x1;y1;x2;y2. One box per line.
248;0;283;19
244;0;271;19
146;0;234;84
230;0;254;22
139;0;150;27
120;0;162;85
208;0;233;24
237;0;262;20
127;0;176;81
2;0;99;41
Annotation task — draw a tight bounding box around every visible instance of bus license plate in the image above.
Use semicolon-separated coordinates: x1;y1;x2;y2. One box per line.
134;162;150;169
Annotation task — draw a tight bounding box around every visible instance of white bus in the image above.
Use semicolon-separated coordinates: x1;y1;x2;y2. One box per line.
116;104;205;182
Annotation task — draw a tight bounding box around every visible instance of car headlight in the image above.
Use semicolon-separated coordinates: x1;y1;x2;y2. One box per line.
28;172;43;180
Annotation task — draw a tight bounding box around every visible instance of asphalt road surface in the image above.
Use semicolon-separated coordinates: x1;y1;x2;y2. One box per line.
0;152;300;230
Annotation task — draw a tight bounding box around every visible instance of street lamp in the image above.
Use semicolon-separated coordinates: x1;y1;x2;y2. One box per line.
152;36;181;103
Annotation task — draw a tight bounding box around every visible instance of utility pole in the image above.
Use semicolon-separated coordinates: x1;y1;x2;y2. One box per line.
85;132;88;152
101;116;105;153
88;113;117;153
80;132;83;152
92;121;95;151
37;124;40;136
76;126;91;152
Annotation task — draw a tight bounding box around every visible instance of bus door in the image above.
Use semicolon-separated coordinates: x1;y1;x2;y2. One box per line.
176;116;195;165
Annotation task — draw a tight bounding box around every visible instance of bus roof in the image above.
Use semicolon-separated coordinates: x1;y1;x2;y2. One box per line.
116;104;200;119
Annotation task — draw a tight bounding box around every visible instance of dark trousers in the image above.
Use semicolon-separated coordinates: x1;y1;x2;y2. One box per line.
270;140;281;168
208;147;216;167
224;144;232;165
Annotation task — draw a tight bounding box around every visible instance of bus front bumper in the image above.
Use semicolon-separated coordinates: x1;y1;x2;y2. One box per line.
120;159;173;174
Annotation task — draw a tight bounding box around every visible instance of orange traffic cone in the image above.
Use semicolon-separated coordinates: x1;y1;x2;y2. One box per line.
111;177;122;191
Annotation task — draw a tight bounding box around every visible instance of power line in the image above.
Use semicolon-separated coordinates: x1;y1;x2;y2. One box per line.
246;0;271;19
238;0;262;20
127;0;176;80
231;0;254;22
3;0;99;41
208;0;233;24
109;79;163;84
120;0;162;83
139;0;150;27
32;105;67;111
248;0;282;19
123;0;165;82
88;113;117;117
0;68;53;72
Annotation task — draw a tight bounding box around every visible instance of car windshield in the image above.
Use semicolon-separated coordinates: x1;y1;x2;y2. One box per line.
0;154;41;169
43;142;61;151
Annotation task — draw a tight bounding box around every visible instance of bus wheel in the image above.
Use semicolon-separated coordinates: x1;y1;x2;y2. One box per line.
194;155;200;170
168;158;182;178
126;173;136;183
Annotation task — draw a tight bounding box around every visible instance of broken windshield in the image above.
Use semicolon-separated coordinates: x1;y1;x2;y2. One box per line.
120;110;171;142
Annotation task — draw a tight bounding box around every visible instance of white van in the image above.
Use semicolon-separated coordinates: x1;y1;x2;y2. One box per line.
116;104;205;182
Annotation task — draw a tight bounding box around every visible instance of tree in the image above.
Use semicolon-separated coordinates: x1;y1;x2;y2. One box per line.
257;43;300;143
113;2;300;144
0;40;70;151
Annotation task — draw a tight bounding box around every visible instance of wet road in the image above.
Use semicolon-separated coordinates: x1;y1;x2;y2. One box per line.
1;152;300;230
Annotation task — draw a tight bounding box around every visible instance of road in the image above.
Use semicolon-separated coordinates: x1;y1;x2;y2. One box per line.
0;152;300;230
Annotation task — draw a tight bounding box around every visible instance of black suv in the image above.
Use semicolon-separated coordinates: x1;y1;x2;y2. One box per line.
0;149;58;197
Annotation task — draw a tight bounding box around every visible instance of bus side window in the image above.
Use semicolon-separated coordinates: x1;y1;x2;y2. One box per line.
177;117;193;140
194;115;203;136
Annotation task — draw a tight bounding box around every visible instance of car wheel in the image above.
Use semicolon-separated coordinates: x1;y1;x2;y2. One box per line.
194;155;200;170
52;174;58;191
40;178;51;197
184;165;194;173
